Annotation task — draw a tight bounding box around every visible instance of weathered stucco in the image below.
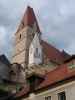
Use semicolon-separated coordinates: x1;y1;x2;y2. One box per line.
22;81;75;100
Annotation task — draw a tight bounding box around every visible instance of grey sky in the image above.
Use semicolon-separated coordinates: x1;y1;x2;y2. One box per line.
0;0;75;59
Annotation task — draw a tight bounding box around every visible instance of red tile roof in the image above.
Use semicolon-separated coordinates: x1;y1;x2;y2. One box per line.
15;85;29;97
15;64;75;98
17;6;40;33
41;40;70;64
37;64;75;90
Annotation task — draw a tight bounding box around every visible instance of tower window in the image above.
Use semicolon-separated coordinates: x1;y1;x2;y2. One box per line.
34;48;41;58
20;34;21;39
34;48;38;58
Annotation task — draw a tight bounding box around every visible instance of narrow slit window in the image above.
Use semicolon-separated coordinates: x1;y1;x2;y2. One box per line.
20;34;21;39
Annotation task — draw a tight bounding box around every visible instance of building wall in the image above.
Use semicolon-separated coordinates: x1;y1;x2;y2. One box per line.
12;26;33;68
12;21;58;75
29;34;42;66
10;64;26;83
12;25;40;68
23;81;75;100
12;51;25;65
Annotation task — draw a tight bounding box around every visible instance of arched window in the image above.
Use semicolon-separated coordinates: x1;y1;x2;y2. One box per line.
34;48;40;58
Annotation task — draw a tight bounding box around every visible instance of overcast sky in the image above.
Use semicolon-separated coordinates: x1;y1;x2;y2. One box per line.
0;0;75;59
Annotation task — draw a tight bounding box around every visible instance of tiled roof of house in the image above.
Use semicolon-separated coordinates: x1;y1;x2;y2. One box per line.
17;6;40;33
41;40;70;64
15;85;29;98
37;64;75;90
15;63;75;98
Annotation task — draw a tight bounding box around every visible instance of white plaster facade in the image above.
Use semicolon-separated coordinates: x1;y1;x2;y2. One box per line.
29;33;42;66
22;81;75;100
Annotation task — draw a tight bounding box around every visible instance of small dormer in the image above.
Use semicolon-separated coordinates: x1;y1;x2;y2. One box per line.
29;33;42;67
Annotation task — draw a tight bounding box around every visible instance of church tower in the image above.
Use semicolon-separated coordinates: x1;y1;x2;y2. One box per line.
12;6;41;69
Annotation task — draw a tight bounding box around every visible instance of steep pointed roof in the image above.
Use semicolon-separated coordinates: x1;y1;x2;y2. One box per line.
17;6;40;33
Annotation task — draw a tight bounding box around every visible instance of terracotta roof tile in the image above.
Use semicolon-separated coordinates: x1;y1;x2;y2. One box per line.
15;64;75;98
15;85;29;98
37;64;75;89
